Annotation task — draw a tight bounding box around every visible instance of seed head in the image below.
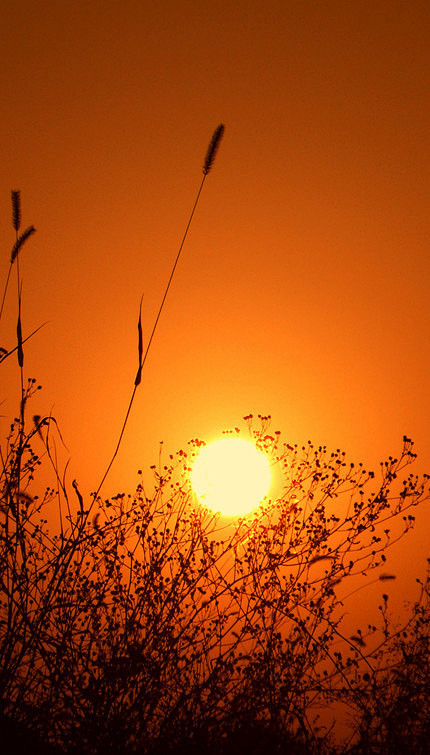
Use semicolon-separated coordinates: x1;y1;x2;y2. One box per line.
203;124;225;175
10;226;36;264
11;190;21;232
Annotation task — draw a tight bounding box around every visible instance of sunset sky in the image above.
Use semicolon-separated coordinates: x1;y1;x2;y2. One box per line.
1;1;429;599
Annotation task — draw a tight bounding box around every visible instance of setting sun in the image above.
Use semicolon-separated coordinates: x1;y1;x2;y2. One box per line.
190;437;271;516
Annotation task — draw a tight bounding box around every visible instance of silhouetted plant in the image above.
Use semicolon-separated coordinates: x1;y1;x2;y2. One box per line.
1;179;430;754
343;563;430;754
95;124;225;500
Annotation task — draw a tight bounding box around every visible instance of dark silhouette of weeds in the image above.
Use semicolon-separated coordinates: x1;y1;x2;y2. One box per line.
1;143;430;754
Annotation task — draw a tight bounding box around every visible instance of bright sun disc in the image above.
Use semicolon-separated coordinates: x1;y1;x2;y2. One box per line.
191;437;271;516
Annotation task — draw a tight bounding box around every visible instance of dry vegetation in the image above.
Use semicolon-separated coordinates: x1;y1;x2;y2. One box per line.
1;178;430;754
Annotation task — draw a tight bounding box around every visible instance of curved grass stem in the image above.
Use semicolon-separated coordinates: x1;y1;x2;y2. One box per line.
93;126;225;502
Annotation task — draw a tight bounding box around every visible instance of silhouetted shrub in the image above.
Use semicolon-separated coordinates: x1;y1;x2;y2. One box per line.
2;191;429;754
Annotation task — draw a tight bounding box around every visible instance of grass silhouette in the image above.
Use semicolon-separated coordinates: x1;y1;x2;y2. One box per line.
94;123;225;502
1;135;430;753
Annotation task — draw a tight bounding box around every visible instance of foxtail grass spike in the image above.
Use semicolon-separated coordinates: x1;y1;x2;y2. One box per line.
10;226;36;264
11;190;21;232
203;124;225;175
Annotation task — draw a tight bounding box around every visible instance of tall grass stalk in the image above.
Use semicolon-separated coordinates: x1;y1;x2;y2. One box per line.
93;124;225;501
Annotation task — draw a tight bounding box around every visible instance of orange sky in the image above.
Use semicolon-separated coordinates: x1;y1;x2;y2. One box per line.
1;0;429;604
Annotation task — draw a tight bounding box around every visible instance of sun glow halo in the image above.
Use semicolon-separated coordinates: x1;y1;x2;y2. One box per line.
191;437;271;516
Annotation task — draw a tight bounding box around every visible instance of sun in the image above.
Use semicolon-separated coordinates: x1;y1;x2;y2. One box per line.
190;437;271;516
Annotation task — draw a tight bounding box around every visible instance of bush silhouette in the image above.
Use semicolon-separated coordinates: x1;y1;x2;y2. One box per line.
1;184;430;754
